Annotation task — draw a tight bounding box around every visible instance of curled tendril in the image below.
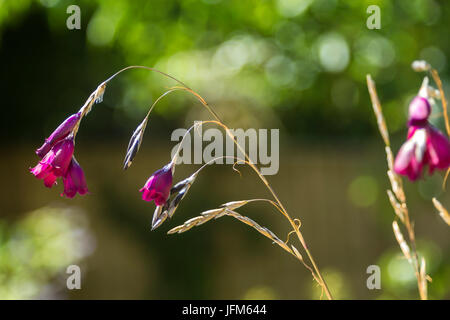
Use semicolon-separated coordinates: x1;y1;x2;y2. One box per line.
285;230;296;246
232;161;244;178
293;218;302;229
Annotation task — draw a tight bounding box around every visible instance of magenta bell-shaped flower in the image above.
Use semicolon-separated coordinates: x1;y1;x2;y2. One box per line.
394;125;450;181
61;158;89;198
408;96;431;127
425;125;450;173
140;163;174;206
30;136;75;187
36;112;81;158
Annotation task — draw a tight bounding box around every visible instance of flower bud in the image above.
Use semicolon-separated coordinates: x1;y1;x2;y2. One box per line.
408;97;430;126
36;112;81;158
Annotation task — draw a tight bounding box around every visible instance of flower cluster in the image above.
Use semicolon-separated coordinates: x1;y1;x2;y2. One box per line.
394;96;450;181
30;112;89;198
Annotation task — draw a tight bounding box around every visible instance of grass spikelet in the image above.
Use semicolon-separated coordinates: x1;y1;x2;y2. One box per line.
392;221;412;263
432;198;450;226
419;257;428;300
387;190;406;223
167;208;226;234
168;206;292;256
387;171;405;204
367;75;390;146
291;245;303;261
220;200;250;210
385;146;395;171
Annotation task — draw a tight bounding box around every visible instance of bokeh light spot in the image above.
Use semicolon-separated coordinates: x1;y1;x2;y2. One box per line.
276;0;314;18
348;175;378;208
265;55;297;87
39;0;60;8
317;33;350;73
87;15;116;47
242;286;277;300
387;256;416;284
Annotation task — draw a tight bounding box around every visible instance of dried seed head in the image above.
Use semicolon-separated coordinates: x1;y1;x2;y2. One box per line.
392;221;412;262
95;83;106;104
167;206;291;258
124;138;140;170
123;120;147;170
184;216;205;226
367;75;390;146
432;197;450;226
151;205;169;230
387;170;405;203
166;188;187;218
419;257;428;300
197;209;225;226
81;83;107;116
152;211;169;230
411;60;431;72
201;208;225;217
164;173;198;219
167;225;186;234
291;245;303;261
151;205;163;228
214;210;228;220
223;209;282;246
166;210;210;234
273;237;291;253
166;215;202;234
387;190;405;223
171;173;197;194
385;146;395;172
220;200;249;210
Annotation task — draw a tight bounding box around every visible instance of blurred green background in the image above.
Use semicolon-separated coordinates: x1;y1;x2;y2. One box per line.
0;0;449;299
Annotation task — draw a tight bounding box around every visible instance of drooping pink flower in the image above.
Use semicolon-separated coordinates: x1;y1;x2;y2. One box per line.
394;125;450;181
140;163;173;206
36;112;81;158
61;158;89;198
30;137;74;187
408;96;431;127
426;125;450;173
